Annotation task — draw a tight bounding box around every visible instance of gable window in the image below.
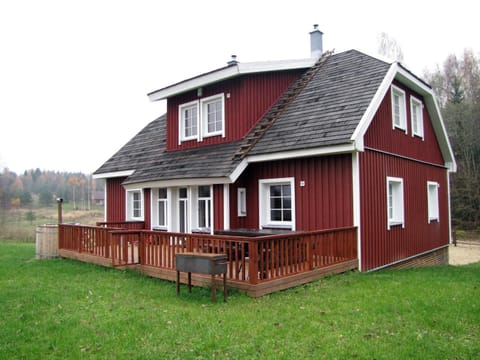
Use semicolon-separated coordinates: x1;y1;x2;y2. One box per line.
157;188;168;228
259;178;295;230
410;96;424;138
201;94;224;138
178;93;224;143
126;189;143;220
179;101;199;142
386;177;404;229
391;85;407;132
427;181;439;223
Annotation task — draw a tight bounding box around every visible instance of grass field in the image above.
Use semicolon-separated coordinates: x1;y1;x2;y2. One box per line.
0;242;479;359
0;203;103;242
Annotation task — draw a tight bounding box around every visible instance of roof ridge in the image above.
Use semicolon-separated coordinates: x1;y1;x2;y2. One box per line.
232;50;334;160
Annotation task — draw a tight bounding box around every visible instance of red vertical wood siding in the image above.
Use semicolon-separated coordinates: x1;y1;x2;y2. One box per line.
359;149;449;271
106;177;126;222
364;82;445;165
213;184;224;231
166;70;304;150
229;155;353;231
143;189;151;230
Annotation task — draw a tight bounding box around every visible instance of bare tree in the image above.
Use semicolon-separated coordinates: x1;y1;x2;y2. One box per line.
377;32;404;63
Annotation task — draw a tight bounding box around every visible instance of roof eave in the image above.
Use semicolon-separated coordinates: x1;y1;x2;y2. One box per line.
147;58;316;102
92;170;135;179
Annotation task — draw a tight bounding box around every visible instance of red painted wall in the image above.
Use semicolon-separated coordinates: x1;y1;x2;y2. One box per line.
359;150;449;271
106;177;126;222
229;155;354;231
166;70;304;150
364;82;445;166
144;188;151;230
213;184;224;231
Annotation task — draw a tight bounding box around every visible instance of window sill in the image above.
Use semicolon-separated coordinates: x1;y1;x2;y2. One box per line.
262;224;292;230
388;221;404;229
152;226;168;231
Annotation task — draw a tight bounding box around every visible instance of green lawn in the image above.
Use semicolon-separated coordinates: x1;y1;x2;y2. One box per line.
1;242;479;359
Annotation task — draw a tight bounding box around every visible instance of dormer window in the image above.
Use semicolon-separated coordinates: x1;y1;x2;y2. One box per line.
179;100;199;142
202;94;224;137
178;93;224;143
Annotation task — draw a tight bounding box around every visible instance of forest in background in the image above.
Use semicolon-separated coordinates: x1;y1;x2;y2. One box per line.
424;49;480;230
0;168;104;210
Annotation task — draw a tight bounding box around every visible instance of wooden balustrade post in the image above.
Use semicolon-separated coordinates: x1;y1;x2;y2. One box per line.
138;232;143;265
248;239;258;285
307;234;313;270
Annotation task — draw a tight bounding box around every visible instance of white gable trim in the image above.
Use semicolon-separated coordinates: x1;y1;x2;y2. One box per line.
92;170;135;179
351;63;398;150
148;58;316;101
351;62;456;172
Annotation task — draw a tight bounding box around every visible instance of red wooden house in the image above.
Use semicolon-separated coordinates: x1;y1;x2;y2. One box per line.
92;27;455;274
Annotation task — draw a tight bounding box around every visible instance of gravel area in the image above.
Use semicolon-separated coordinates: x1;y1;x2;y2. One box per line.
449;241;480;265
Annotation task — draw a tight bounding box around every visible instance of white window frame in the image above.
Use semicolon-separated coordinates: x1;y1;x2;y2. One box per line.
126;189;144;221
259;177;295;230
177;187;189;233
410;96;424;139
237;187;247;217
178;100;199;143
201;94;225;139
391;85;407;133
427;181;440;223
157;188;168;229
386;177;404;229
196;185;212;231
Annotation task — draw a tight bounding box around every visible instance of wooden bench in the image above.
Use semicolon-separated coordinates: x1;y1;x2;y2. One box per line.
175;252;228;303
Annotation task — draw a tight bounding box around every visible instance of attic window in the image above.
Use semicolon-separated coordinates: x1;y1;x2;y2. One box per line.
201;94;225;138
391;85;407;132
178;93;225;143
179;100;199;142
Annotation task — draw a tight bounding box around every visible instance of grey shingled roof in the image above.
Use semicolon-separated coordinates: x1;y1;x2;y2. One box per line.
249;50;390;155
94;114;243;183
94;50;391;183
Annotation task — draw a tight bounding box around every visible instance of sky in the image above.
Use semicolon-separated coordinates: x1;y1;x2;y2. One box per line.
0;0;477;174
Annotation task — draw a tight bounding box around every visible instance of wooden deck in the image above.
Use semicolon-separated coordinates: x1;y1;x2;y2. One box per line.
58;224;358;297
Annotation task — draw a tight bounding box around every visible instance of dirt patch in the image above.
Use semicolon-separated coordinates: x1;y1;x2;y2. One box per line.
449;241;480;265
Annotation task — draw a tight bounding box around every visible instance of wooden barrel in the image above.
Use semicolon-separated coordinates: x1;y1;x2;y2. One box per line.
35;224;58;259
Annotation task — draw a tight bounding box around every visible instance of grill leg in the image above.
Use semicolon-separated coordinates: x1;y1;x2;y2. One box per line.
211;274;216;303
176;271;180;295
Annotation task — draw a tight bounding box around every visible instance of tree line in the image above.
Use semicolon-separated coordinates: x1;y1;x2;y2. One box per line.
0;168;104;210
424;49;480;230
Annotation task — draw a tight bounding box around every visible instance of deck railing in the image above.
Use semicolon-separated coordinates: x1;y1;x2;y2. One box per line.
59;225;357;285
96;221;145;230
59;224;113;258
